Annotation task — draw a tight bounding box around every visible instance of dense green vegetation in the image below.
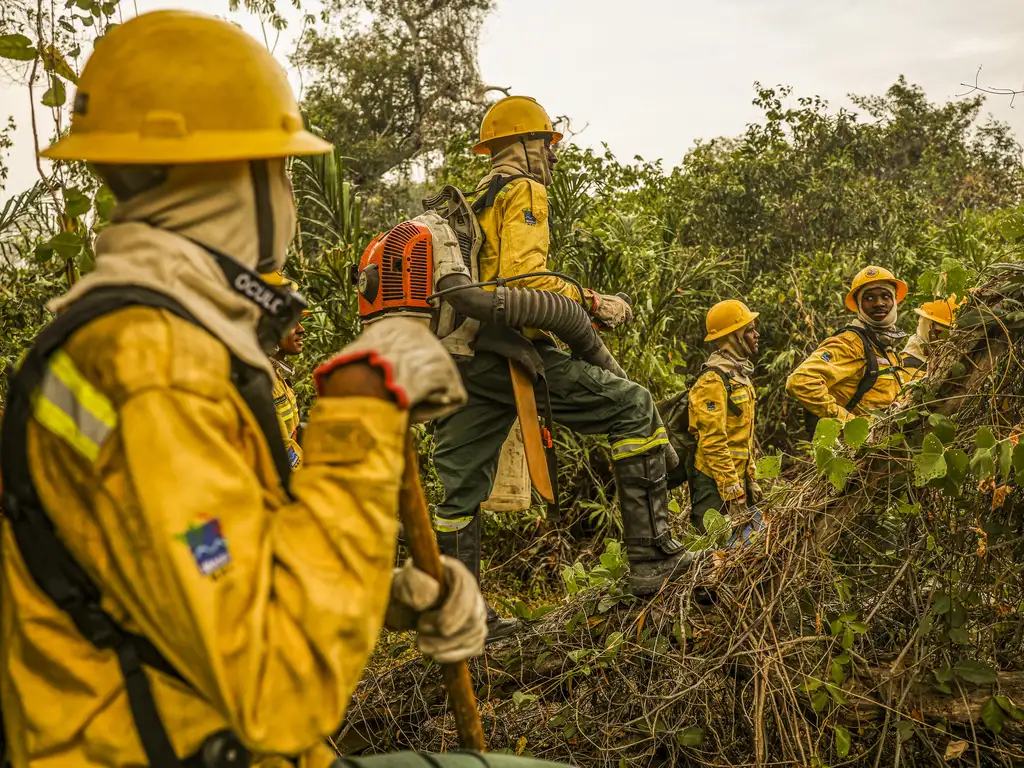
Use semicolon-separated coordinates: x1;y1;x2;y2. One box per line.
3;1;1024;764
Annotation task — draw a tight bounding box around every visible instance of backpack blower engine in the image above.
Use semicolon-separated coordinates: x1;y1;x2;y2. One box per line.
352;185;626;378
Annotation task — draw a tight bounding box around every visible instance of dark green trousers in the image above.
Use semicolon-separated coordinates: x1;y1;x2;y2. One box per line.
333;753;562;767
689;468;750;533
432;346;663;530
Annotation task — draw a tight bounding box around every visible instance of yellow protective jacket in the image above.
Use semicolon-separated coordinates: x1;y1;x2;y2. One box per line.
786;328;904;422
476;176;586;306
1;307;407;768
272;359;303;469
687;359;756;500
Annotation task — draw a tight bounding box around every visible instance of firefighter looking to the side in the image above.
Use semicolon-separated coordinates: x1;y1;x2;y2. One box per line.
432;96;702;634
0;12;572;768
264;269;306;469
687;301;760;533
902;295;961;381
786;266;907;435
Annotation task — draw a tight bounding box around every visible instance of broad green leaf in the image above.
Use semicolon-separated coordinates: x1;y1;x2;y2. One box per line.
933;665;954;683
913;433;947;485
0;33;37;61
981;697;1005;734
62;187;91;218
801;677;824;693
825;683;848;704
1012;442;1024;478
999;439;1013;483
848;621;868;634
895;720;916;742
975;426;996;450
830;660;845;685
41;44;79;83
811;689;829;713
928;413;957;445
843;417;869;448
841;625;854;650
676;726;704;747
954;659;997;685
813;418;843;448
41;78;66;107
944;449;969;487
933;593;951;614
948;627;970;645
835;726;851;758
755;452;782;479
994;695;1024;721
970;447;995;481
941;257;971;298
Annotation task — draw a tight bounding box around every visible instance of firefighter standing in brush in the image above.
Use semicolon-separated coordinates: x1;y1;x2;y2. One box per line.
264;269;307;468
0;12;575;768
902;295;962;382
787;266;907;437
432;96;702;633
687;301;761;533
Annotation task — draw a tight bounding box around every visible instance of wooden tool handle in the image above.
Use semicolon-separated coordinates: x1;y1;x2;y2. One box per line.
399;434;486;752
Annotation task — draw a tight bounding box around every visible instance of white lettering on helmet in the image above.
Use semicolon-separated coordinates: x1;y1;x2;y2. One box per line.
234;273;284;315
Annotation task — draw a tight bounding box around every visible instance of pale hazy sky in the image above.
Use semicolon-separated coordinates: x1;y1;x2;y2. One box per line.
2;0;1024;200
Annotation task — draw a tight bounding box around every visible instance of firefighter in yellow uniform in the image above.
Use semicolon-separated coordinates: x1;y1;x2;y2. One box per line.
787;266;908;438
264;270;306;468
433;96;699;610
0;12;571;768
687;301;760;532
902;295;962;382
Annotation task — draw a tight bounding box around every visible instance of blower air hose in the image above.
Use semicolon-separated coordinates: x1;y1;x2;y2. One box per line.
434;273;627;379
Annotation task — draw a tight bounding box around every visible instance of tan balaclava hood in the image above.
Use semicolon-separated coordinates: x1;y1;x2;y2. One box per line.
706;325;755;385
51;160;296;376
853;282;906;349
488;136;553;187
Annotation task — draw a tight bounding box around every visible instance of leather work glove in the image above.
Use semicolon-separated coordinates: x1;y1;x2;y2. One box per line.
726;498;748;518
314;317;467;422
385;557;487;664
747;479;763;504
588;291;633;330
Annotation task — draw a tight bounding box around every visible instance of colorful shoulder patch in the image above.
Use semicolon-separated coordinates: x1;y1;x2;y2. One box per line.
177;515;231;577
820;351;833;363
523;209;537;225
706;401;717;411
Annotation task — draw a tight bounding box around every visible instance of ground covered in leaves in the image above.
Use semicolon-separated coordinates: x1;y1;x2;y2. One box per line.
344;266;1024;767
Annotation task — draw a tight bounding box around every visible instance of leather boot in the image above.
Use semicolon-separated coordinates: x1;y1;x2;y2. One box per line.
614;446;706;596
435;514;519;643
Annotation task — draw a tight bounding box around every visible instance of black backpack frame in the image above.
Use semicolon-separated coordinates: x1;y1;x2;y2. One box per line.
659;368;743;490
0;286;293;767
802;325;881;441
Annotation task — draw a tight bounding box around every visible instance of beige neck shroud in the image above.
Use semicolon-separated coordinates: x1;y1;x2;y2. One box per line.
50;161;296;376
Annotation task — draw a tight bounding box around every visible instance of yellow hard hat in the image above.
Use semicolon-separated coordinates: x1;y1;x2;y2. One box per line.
704;300;759;342
262;270;298;291
844;266;909;312
473;96;563;155
41;10;332;164
915;294;964;327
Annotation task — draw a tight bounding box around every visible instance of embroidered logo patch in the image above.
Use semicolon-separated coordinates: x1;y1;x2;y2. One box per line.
821;351;833;362
523;209;537;225
177;515;231;577
706;401;717;411
865;267;879;277
287;445;300;468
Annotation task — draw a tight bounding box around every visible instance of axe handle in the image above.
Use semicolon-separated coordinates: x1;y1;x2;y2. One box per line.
399;433;487;752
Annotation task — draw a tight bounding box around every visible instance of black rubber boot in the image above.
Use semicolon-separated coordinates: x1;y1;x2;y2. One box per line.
435;514;520;643
614;446;706;596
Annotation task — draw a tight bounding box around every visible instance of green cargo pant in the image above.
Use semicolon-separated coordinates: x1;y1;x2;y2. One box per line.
689;467;751;533
432;345;664;531
333;752;562;767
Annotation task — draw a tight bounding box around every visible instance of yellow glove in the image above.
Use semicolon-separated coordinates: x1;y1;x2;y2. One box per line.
385;557;487;664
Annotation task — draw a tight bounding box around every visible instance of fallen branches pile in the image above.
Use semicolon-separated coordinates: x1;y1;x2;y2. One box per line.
345;266;1024;766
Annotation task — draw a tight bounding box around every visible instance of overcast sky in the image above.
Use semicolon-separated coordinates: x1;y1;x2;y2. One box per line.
3;0;1024;200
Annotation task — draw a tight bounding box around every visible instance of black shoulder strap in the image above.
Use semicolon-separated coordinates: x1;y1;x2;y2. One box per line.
710;368;743;416
839;325;880;414
470;173;531;214
0;285;288;767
